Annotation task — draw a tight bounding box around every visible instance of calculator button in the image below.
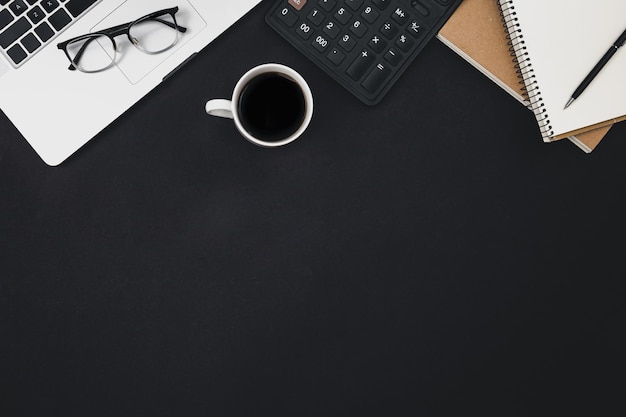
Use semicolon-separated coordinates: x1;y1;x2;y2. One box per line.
307;8;325;25
380;21;398;39
345;0;363;11
318;0;336;12
288;0;307;11
361;6;379;23
396;33;414;51
296;21;313;39
327;47;345;65
362;62;391;93
368;34;386;53
411;1;430;16
312;34;329;52
334;7;351;25
338;33;356;51
278;7;298;27
384;48;402;65
346;49;375;80
349;19;367;37
322;20;340;38
391;7;409;25
407;20;423;37
372;0;390;9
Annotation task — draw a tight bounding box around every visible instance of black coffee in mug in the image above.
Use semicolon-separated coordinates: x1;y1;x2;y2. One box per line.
238;73;307;142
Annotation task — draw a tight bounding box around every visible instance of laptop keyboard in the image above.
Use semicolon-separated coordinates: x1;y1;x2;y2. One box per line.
0;0;100;67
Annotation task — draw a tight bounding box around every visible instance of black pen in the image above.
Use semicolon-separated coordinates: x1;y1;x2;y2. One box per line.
565;29;626;109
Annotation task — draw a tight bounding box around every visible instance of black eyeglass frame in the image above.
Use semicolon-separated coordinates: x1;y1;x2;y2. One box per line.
57;7;187;72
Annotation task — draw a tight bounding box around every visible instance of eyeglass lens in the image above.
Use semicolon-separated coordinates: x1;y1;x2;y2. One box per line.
129;13;179;54
66;35;116;73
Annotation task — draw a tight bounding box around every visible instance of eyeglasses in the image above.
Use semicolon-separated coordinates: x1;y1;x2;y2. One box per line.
57;7;187;73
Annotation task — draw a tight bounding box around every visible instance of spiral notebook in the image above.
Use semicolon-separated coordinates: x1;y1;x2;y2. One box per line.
436;0;613;152
497;0;626;142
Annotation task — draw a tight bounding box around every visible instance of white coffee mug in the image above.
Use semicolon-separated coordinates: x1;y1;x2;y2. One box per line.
205;63;313;147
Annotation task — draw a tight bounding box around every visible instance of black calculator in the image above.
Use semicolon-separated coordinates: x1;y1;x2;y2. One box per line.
266;0;463;105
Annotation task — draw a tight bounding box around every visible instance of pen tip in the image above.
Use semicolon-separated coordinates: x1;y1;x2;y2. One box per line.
564;98;574;109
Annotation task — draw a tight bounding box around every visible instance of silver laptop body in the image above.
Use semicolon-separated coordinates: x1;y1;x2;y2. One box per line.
0;0;260;165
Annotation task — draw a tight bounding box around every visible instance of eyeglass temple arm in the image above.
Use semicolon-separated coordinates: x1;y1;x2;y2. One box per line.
158;18;187;33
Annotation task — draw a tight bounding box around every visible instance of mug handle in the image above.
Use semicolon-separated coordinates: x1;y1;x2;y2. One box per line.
205;99;234;119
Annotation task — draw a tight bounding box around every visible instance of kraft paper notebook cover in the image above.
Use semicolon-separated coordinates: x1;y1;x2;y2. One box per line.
495;0;626;143
436;0;613;153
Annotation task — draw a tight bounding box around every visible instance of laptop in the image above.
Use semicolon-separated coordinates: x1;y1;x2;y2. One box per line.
0;0;261;166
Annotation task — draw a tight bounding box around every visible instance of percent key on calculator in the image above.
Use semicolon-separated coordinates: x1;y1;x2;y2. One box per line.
266;0;463;105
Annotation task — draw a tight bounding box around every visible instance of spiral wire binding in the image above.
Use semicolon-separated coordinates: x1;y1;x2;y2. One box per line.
498;0;554;139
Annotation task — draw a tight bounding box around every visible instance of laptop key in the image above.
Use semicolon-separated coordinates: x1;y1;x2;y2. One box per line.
0;0;100;67
41;0;59;13
8;0;28;16
65;0;98;18
0;9;14;31
48;8;71;31
21;32;40;52
26;5;44;24
0;16;31;49
7;42;26;63
34;21;53;41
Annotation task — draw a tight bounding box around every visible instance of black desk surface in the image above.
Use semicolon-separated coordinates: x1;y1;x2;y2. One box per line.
1;2;625;416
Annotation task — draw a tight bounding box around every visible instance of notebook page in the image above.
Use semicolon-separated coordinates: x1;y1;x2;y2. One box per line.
509;0;626;138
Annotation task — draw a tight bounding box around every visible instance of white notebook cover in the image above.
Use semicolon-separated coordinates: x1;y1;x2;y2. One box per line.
498;0;626;141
